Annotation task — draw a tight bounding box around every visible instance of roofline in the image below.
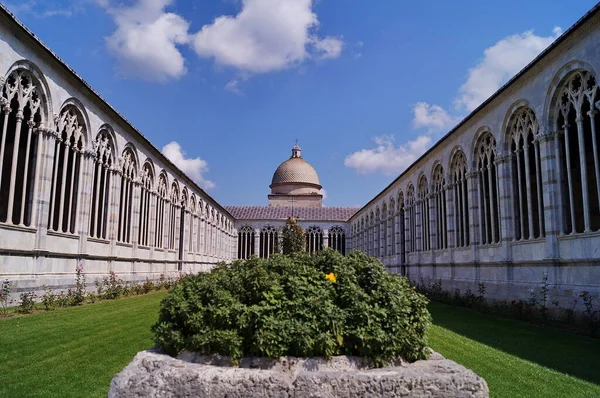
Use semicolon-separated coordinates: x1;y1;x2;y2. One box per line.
0;4;233;219
349;1;600;223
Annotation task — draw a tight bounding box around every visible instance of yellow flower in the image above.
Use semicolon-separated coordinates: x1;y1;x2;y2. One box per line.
325;272;337;283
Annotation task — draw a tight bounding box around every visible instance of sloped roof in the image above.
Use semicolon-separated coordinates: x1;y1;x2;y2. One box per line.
226;206;359;221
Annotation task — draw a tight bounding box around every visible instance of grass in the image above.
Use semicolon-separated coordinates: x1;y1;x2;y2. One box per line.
428;301;600;398
0;292;167;398
0;293;598;397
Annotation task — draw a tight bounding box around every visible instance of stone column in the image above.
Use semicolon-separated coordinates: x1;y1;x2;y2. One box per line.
254;228;260;258
466;171;479;262
33;126;58;251
538;129;561;259
495;153;512;262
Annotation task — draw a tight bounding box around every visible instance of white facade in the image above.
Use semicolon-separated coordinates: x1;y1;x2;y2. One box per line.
348;6;600;306
0;7;236;294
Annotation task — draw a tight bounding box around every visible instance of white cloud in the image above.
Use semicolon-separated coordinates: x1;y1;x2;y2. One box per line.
350;27;562;177
319;188;327;200
344;135;431;176
161;141;215;190
192;0;343;73
454;28;562;111
312;36;344;60
102;0;191;82
412;102;460;132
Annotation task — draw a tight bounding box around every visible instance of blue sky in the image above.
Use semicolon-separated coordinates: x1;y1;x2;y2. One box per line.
4;0;598;207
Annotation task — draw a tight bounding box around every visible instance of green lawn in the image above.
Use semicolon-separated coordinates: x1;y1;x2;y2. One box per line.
0;292;167;398
0;294;598;398
428;302;600;398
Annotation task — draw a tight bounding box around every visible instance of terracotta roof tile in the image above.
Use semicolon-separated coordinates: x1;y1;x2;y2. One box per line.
225;206;359;221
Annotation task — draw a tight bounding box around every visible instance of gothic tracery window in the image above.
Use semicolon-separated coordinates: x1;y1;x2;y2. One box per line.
475;132;501;244
0;69;43;227
137;163;154;246
328;225;346;254
451;151;470;247
556;70;600;233
509;108;545;240
398;192;406;268
432;165;447;249
369;212;374;256
117;148;137;243
188;195;196;252
406;185;416;253
89;130;113;239
306;225;323;254
381;204;388;257
418;176;431;251
260;225;278;258
238;225;255;259
154;173;168;248
196;200;204;254
390;198;396;256
375;207;381;257
168;182;180;250
48;105;85;234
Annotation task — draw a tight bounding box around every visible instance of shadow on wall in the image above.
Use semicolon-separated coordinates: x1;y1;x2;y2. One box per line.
428;302;600;386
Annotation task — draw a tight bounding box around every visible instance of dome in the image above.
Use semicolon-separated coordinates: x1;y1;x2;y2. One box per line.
270;143;321;189
270;157;321;188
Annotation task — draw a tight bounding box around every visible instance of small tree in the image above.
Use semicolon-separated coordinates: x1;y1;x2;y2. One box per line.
282;217;305;255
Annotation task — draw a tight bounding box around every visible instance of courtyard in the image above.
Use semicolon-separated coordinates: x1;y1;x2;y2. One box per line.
0;293;598;398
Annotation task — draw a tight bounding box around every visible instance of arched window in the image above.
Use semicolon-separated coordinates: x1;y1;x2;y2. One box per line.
451;151;470;247
475;132;500;244
117;148;137;243
432;165;447;249
369;212;374;256
418;176;430;251
210;209;216;255
555;70;600;233
204;205;210;256
138;163;153;246
398;192;406;269
189;196;196;252
48;105;85;234
508;108;545;240
390;198;396;256
381;204;388;257
181;188;189;252
360;217;365;252
196;200;204;254
406;185;416;253
154;173;168;248
168;182;180;250
89;130;113;239
375;207;381;257
0;69;43;227
238;225;255;259
260;225;278;258
306;225;323;254
328;225;345;254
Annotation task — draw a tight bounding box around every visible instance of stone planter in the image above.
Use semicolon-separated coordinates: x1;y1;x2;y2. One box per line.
109;349;488;398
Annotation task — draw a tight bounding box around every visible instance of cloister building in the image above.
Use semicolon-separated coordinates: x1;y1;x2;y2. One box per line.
1;3;600;307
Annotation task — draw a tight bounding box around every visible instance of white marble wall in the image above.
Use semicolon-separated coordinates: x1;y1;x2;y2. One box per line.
0;11;236;294
348;11;600;309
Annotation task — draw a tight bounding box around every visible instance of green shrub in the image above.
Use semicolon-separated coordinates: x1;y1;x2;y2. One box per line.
153;250;431;366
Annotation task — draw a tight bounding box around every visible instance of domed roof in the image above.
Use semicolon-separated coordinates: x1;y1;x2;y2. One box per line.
270;143;321;188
